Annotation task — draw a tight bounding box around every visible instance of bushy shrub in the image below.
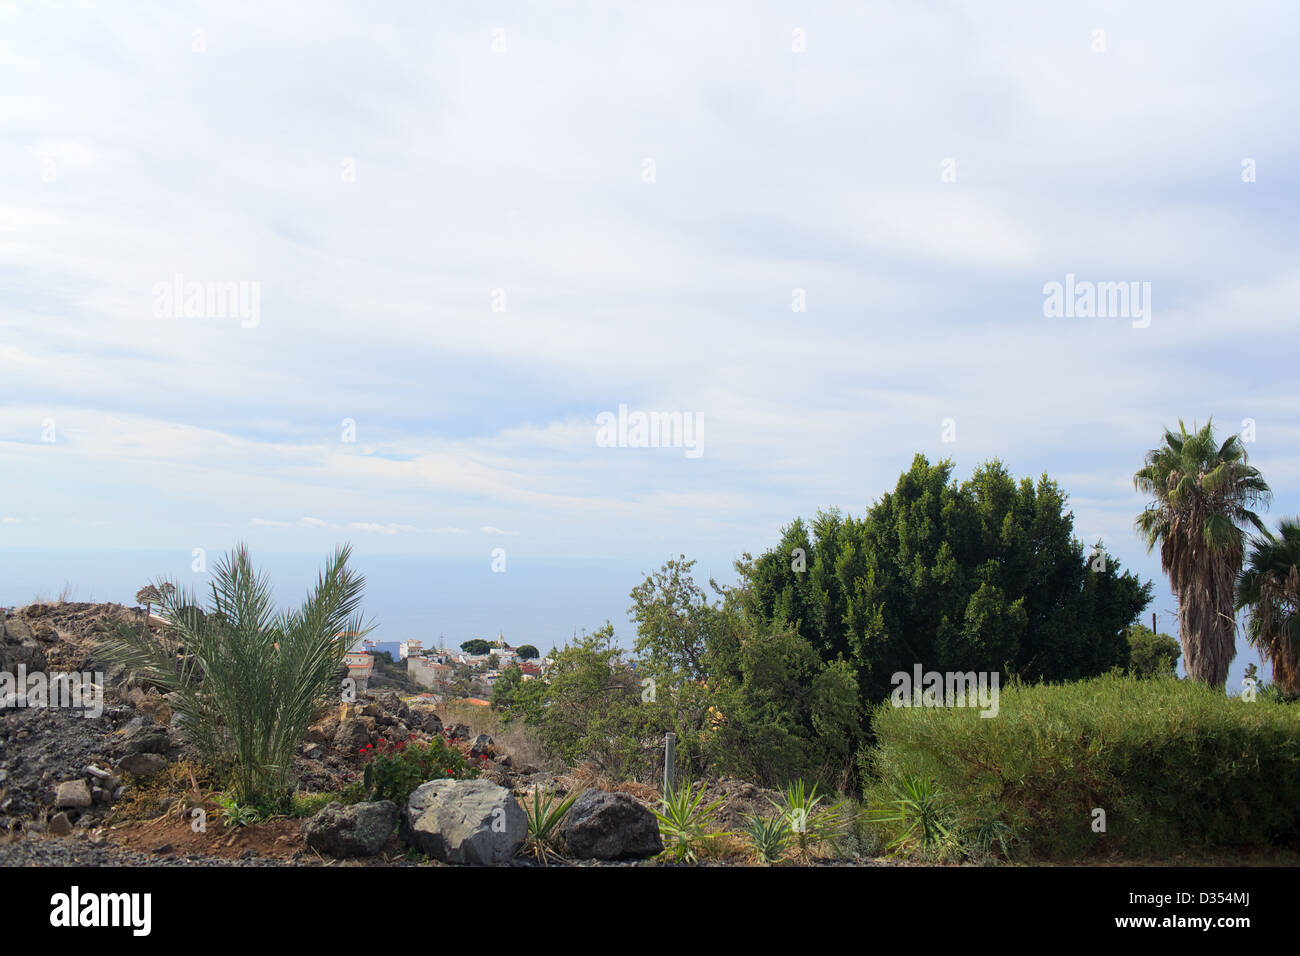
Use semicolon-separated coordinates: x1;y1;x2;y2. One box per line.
345;735;478;807
1126;623;1181;678
863;673;1300;859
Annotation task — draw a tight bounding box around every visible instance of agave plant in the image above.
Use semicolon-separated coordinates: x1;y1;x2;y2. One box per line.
868;775;954;858
654;780;726;864
518;788;578;865
769;780;846;861
741;813;791;865
99;543;369;805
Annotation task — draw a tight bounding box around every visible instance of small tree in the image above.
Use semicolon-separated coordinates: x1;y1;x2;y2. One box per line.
102;543;370;806
1126;623;1181;678
134;585;162;637
517;644;540;660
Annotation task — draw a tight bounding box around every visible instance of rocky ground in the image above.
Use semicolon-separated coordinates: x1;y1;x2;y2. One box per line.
1;601;871;867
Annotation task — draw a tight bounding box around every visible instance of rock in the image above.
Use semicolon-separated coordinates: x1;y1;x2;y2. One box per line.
470;734;495;758
2;617;33;643
563;789;663;860
0;641;47;674
400;779;527;864
333;718;371;754
302;801;399;858
48;812;73;836
361;702;383;719
305;718;334;745
54;779;93;809
448;723;470;740
117;752;169;779
123;725;171;755
419;712;443;736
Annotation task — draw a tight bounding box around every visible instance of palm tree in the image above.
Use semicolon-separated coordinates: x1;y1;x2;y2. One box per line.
103;543;369;804
1134;419;1270;688
1236;518;1300;697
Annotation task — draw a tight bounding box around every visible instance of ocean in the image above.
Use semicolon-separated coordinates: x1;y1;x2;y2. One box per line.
0;546;1268;689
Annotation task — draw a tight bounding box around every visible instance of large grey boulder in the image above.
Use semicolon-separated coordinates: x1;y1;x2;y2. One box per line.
401;779;527;864
563;789;663;860
302;800;399;858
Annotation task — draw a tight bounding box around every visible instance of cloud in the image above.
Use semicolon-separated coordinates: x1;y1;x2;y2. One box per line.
0;0;1296;585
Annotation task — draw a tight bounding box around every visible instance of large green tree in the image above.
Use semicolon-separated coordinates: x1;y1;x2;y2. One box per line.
742;456;1152;705
1135;420;1270;688
1236;518;1300;697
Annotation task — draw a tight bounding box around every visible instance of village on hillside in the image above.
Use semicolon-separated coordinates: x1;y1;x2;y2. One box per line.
343;634;551;707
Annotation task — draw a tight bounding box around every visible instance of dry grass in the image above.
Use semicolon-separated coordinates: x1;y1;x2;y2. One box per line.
439;699;557;773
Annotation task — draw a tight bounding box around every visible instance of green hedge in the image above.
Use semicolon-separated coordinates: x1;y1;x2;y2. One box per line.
863;674;1300;859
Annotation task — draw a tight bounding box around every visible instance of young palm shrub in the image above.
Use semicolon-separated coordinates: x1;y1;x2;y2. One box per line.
1134;419;1271;688
741;812;792;865
1236;518;1300;697
654;780;726;864
99;543;369;806
769;780;847;861
518;788;578;865
868;774;956;860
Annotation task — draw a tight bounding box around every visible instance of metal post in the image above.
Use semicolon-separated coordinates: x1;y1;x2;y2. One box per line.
664;732;676;795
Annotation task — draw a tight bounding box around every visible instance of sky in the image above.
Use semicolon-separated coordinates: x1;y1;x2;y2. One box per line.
1;2;1297;680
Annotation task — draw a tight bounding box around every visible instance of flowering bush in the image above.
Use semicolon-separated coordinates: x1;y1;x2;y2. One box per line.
345;734;478;806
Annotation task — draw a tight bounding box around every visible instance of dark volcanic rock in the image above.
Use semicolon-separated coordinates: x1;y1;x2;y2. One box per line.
562;789;663;860
302;801;399;858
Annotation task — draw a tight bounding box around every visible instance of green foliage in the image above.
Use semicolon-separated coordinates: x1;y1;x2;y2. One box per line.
460;639;492;655
516;644;540;660
98;543;369;806
1237;518;1300;696
741;813;792;865
653;779;727;864
866;775;957;860
289;791;350;818
742;458;1153;711
518;789;578;864
629;557;861;791
1126;623;1181;678
864;673;1300;859
346;736;478;807
769;779;847;860
215;793;264;829
496;623;664;780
